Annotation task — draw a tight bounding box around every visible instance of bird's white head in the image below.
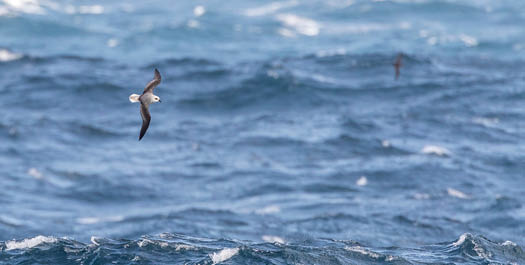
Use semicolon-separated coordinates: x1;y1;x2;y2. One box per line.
153;95;161;103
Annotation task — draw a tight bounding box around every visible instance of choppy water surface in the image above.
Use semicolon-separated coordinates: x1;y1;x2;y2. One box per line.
1;0;524;264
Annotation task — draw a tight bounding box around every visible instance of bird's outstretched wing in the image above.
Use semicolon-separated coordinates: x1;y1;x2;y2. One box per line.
139;102;151;140
143;68;161;94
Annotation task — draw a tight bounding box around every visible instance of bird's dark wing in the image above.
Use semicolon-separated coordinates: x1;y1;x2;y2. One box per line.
139;102;151;141
143;68;161;94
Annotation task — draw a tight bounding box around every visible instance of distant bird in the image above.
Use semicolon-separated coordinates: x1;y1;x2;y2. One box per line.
393;53;403;80
129;69;162;140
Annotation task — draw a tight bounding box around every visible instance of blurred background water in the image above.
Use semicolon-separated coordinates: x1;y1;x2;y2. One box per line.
1;0;525;264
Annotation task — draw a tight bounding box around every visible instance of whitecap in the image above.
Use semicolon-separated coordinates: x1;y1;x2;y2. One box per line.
77;215;123;225
2;0;46;15
275;13;320;36
452;233;491;259
243;0;297;17
356;176;367;186
381;140;391;148
107;38;119;48
459;34;478;47
193;5;205;17
78;5;104;14
27;167;43;179
5;235;57;250
421;145;451;156
255;205;280;215
447;188;470;199
175;244;195;251
262;235;285;244
90;236;100;246
413;193;430;200
344;246;380;258
210;247;239;264
452;233;469;246
0;49;23;62
137;238;153;248
277;27;295;37
501;240;517;247
473;117;499;127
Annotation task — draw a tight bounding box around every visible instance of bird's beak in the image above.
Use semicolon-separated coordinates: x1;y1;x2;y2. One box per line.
159;100;162;103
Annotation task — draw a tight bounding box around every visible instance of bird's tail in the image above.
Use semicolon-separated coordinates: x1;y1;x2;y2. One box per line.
129;94;140;103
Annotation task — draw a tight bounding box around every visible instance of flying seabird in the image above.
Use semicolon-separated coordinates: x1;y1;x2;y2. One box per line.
129;68;162;140
393;53;403;80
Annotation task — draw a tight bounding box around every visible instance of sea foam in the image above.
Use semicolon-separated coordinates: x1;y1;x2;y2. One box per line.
5;235;57;250
210;247;239;264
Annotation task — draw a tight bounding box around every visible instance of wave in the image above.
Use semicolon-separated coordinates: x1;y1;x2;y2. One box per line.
2;233;522;264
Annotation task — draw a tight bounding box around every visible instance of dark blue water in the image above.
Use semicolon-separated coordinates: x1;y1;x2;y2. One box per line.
1;0;525;264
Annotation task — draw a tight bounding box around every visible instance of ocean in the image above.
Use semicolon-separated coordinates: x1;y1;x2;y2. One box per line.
1;0;524;264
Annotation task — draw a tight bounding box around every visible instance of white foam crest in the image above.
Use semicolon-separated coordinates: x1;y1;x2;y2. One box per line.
107;38;119;48
137;238;153;248
356;176;367;186
453;233;491;258
77;215;124;225
423;32;479;47
5;235;57;250
344;246;380;258
243;0;297;17
262;235;285;244
413;193;430;200
210;247;239;264
276;13;320;36
193;5;205;17
78;5;103;14
502;240;517;247
27;167;43;179
2;0;45;14
459;34;478;47
421;145;451;156
473;117;499;127
277;27;295;37
255;205;280;215
452;233;469;246
90;236;100;245
175;244;195;251
136;239;169;248
0;49;23;62
447;188;470;199
78;217;99;225
474;243;492;259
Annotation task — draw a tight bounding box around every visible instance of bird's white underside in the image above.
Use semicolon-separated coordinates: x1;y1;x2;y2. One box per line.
129;93;160;104
129;94;140;103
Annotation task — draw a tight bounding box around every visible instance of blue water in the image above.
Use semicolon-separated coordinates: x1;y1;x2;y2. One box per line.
1;0;525;264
